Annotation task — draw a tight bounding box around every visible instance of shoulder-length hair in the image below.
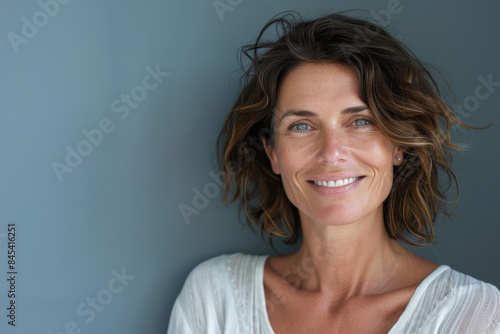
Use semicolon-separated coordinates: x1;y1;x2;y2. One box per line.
217;11;471;247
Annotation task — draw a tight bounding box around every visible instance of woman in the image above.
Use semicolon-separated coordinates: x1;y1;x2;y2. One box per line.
168;12;500;333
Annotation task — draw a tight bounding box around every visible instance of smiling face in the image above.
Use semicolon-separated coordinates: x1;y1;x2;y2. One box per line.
263;62;403;227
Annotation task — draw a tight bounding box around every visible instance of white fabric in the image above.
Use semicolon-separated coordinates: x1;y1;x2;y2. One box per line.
167;253;500;333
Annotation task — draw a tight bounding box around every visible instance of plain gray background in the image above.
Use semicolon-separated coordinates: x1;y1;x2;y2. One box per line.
0;0;498;333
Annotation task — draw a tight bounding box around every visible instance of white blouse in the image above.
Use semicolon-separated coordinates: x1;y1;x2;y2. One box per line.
167;253;500;333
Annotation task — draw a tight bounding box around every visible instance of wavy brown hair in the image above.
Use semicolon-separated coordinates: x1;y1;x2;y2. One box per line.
217;11;473;247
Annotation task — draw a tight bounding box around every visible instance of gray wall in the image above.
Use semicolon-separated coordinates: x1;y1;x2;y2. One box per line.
0;0;498;333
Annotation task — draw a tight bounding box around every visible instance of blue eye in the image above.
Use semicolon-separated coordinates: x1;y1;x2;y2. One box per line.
291;123;312;132
353;119;372;126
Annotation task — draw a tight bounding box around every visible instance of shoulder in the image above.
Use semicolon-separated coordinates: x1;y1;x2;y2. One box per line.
432;266;500;303
167;253;268;333
181;252;268;304
185;252;267;286
418;266;500;332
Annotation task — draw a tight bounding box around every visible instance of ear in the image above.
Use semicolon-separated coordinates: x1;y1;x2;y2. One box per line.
262;137;280;175
393;146;405;166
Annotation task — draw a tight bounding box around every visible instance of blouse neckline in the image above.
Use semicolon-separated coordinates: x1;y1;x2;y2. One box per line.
255;255;449;333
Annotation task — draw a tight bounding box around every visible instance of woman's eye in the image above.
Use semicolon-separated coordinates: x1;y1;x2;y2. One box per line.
353;119;372;126
291;123;312;132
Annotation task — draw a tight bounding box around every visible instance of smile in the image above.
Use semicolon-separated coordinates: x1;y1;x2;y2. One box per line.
312;177;361;188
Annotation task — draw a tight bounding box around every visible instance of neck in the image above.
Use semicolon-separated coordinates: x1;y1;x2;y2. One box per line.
287;209;411;299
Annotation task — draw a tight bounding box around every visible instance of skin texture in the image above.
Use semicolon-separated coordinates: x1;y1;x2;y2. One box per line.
262;63;439;333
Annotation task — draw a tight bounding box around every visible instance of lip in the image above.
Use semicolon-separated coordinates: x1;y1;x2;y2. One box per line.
307;173;365;196
308;173;364;182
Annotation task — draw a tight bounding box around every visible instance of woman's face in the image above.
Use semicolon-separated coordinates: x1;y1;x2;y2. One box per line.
263;62;403;227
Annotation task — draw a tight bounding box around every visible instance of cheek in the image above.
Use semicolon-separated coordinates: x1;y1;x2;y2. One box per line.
276;149;303;186
355;139;396;191
275;137;317;181
274;144;312;205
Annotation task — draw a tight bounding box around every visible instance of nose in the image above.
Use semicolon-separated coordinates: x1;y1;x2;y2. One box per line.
317;129;350;165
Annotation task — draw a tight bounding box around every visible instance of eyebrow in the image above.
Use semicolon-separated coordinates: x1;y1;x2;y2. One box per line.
279;105;369;121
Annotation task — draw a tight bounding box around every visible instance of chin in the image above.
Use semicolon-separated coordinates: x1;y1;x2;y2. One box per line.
301;205;366;227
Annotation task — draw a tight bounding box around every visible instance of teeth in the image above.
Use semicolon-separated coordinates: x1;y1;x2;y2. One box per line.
313;177;360;188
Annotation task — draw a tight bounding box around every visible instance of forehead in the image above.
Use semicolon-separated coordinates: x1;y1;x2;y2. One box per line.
275;62;361;115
